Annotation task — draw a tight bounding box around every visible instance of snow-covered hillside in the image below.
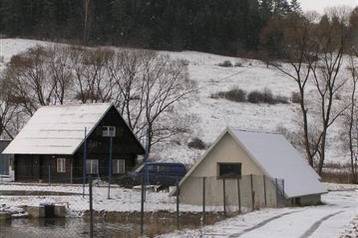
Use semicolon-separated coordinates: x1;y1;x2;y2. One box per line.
0;38;349;166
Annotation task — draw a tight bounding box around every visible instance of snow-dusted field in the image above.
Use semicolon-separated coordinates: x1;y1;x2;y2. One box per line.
0;182;357;237
0;38;357;237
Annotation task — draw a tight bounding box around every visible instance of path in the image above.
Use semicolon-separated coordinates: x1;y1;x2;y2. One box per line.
160;190;358;238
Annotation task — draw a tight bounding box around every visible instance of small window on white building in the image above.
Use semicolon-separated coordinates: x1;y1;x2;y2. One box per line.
86;159;99;174
113;159;125;174
218;163;242;178
57;158;66;173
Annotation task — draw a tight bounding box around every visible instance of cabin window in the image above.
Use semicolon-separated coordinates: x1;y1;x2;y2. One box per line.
86;159;99;174
102;126;116;137
217;163;242;178
57;158;66;173
113;159;125;174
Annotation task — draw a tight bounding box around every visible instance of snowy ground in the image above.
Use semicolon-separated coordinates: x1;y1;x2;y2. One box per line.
0;182;358;237
0;39;357;237
158;183;358;238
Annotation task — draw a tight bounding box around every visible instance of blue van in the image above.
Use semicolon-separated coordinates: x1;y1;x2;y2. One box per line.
127;162;187;187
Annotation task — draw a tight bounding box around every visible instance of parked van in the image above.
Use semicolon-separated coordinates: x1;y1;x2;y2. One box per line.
127;162;187;187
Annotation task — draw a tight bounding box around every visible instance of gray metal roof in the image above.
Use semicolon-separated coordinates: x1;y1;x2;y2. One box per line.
3;103;112;155
177;128;327;198
229;129;327;198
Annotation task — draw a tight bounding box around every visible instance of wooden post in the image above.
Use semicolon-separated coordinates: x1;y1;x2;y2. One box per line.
89;174;94;238
202;177;206;225
223;178;227;217
237;178;241;213
263;175;267;207
250;174;254;211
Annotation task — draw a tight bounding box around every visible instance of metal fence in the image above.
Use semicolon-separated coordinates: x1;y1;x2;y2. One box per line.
180;175;285;217
0;173;285;237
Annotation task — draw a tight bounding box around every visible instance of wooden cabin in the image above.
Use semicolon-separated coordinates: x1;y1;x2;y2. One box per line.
2;103;145;183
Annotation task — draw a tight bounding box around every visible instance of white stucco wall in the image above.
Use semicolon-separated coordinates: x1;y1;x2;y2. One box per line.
179;132;277;207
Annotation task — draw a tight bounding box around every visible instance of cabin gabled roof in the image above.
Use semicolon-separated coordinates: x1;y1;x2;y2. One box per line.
3;103;141;155
228;128;327;198
176;128;327;198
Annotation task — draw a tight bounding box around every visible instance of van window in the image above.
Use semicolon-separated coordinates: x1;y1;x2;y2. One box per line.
158;165;171;173
146;165;157;173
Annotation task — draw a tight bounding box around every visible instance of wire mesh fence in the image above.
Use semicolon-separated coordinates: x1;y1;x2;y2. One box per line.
180;175;285;217
0;173;285;237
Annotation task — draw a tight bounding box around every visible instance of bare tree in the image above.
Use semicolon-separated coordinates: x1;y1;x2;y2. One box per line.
262;13;321;166
3;44;195;155
263;8;352;174
0;77;19;139
309;7;351;174
72;46;115;103
3;45;56;115
110;49;195;153
340;52;358;183
108;48;147;130
47;45;74;105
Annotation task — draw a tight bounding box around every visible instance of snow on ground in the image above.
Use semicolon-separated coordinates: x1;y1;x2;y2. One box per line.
1;182;358;237
158;184;358;238
0;38;349;164
0;39;357;237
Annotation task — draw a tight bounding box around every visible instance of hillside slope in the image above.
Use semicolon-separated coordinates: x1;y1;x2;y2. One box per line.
0;38;348;166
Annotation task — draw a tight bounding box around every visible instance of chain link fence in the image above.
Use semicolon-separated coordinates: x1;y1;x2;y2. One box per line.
0;172;285;237
180;175;285;217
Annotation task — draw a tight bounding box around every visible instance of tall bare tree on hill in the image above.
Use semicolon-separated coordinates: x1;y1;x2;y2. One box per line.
261;7;352;174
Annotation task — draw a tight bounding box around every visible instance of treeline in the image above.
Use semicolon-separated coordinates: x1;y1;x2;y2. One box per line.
0;0;302;56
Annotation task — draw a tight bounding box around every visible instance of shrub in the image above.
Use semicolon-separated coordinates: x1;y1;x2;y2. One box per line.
218;60;233;67
222;87;247;102
187;137;206;150
211;87;247;102
235;62;243;67
118;176;134;188
262;88;275;104
248;90;263;104
248;89;286;104
291;92;301;104
275;95;289;104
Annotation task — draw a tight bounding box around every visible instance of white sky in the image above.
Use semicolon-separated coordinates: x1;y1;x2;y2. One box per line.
300;0;357;13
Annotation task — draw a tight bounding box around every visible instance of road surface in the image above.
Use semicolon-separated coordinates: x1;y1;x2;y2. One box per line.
162;190;358;238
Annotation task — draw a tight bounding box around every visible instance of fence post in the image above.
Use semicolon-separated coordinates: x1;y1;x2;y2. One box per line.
176;180;180;230
223;178;227;217
48;164;51;185
202;177;206;225
89;174;94;238
237;178;241;213
275;178;278;208
281;179;285;207
250;174;254;211
263;175;267;207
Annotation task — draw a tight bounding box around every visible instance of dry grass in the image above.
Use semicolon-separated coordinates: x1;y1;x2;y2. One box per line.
321;162;356;184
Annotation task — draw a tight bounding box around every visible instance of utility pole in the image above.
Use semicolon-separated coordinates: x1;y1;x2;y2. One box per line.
83;0;91;44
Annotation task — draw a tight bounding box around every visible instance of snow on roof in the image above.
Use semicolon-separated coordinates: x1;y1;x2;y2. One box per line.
228;128;327;198
3;103;112;155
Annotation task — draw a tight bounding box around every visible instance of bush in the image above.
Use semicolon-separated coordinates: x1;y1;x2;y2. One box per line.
235;62;243;67
211;87;247;102
291;92;301;104
248;88;286;104
118;176;134;188
276;95;289;104
187;137;206;150
248;90;264;104
218;60;233;67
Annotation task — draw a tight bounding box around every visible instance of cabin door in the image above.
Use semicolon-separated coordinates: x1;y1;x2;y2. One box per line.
32;156;40;181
